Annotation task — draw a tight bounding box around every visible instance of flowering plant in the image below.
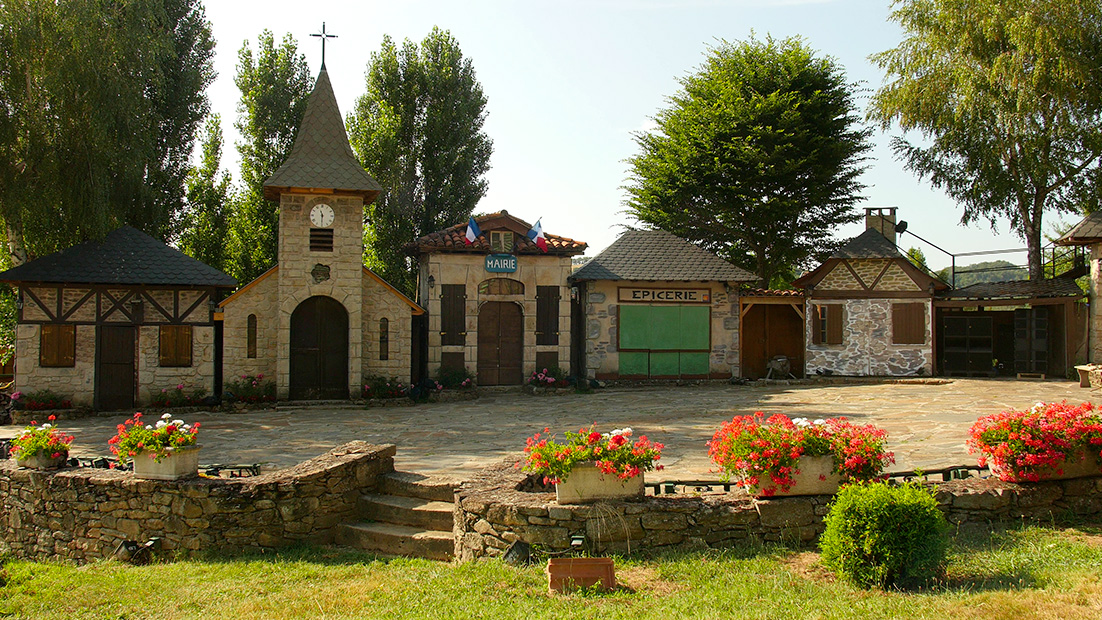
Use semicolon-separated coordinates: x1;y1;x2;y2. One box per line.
967;401;1102;482
708;413;894;496
10;415;73;459
109;412;200;464
522;425;664;483
12;389;72;411
150;383;207;408
363;375;409;399
527;366;568;388
224;374;275;403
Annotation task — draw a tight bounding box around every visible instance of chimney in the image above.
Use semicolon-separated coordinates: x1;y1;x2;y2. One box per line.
865;207;898;244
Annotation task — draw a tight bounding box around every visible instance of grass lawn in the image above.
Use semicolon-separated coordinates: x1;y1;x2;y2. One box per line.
2;525;1101;620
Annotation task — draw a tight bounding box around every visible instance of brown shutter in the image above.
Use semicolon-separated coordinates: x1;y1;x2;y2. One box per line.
536;285;560;345
160;325;193;367
892;303;926;345
812;307;823;345
440;284;466;346
40;324;75;367
825;305;844;345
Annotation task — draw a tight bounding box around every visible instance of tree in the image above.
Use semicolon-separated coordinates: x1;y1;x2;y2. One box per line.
348;27;493;296
625;36;871;287
905;247;929;271
227;31;311;284
0;0;214;265
178;115;232;273
869;0;1102;280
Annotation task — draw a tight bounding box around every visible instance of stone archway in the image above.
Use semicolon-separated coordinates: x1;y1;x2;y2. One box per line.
477;301;524;385
289;295;349;399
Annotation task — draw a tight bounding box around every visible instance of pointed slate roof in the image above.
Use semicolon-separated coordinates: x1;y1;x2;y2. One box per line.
0;227;236;287
831;229;903;259
263;69;382;202
1056;211;1102;246
569;229;756;282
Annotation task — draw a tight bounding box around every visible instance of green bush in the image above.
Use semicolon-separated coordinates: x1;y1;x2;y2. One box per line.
435;366;475;389
819;482;949;589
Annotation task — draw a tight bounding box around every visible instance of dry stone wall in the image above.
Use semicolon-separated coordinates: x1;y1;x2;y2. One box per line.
15;324;95;407
805;299;932;376
0;442;394;562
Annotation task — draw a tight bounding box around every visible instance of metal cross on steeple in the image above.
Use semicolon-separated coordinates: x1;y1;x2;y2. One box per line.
311;22;337;69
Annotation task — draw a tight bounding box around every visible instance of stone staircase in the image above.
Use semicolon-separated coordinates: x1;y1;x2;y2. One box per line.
335;471;458;560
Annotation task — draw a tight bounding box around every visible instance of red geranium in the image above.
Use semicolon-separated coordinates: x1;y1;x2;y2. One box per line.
968;401;1102;482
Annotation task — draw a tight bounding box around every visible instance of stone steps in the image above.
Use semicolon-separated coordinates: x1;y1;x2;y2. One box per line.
335;522;453;561
378;470;460;502
357;493;454;532
336;470;460;560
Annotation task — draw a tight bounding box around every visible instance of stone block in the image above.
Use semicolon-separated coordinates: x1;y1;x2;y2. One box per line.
952;489;1011;511
641;512;688;531
755;498;816;528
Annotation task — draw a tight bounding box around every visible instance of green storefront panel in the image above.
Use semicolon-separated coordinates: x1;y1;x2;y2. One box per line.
679;306;711;350
617;303;713;377
618;305;651;350
648;306;683;350
619;352;649;376
649;352;681;376
679;352;710;375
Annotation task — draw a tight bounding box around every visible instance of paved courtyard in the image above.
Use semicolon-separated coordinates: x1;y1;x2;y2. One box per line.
3;378;1098;482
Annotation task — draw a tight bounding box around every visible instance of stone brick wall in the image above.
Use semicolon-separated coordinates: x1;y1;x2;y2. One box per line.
137;325;216;404
15;324;95;407
454;464;1102;561
580;280;738;380
220;269;279;386
361;272;415;382
805;299;932;376
0;442;394;562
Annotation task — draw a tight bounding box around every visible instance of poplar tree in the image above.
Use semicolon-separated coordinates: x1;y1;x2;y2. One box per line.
179;115;232;274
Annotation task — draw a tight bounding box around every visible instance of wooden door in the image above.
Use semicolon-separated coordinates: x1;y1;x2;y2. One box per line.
290;296;349;399
477;302;524;385
741;304;805;379
97;325;135;411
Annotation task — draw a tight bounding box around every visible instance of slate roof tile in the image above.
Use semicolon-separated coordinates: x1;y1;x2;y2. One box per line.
1057;211;1102;245
937;278;1084;300
831;229;902;259
569;229;757;282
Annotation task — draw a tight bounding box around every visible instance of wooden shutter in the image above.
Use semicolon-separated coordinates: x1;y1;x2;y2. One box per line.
440;284;466;346
159;325;193;367
247;314;258;358
536;285;560;345
825;305;844;345
892;303;926;345
40;324;75;367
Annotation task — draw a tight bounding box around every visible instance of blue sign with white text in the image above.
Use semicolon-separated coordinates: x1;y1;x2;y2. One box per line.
485;254;517;273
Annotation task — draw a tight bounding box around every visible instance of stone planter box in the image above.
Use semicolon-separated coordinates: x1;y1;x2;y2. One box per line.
546;557;616;593
555;462;645;504
132;446;200;480
746;455;841;497
16;452;68;470
989;452;1102;483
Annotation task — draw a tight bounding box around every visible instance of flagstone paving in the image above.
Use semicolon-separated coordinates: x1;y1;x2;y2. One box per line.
2;379;1096;482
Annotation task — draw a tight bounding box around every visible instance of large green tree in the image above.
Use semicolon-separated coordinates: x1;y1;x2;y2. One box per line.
869;0;1102;280
178;115;232;274
348;27;493;296
0;0;215;265
227;31;311;284
625;36;871;288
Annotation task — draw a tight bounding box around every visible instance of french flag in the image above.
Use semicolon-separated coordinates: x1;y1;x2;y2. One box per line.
464;216;481;245
527;219;548;252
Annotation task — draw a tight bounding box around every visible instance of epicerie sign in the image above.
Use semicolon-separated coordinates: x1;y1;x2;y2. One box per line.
485;254;517;273
618;288;711;303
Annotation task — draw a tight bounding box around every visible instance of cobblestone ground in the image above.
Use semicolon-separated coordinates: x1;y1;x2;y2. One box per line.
2;378;1096;482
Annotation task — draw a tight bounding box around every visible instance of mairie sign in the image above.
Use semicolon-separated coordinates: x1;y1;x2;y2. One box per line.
485;254;517;273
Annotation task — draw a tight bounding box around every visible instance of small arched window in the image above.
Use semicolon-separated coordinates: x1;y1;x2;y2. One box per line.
379;317;389;361
247;314;258;358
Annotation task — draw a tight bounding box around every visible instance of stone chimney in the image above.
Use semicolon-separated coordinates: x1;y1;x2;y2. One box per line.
865;207;898;244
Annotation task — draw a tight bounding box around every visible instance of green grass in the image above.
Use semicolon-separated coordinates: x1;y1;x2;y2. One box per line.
2;525;1101;619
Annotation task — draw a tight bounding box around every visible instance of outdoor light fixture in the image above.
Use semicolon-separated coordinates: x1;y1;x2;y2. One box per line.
427;275;435;289
570;534;585;549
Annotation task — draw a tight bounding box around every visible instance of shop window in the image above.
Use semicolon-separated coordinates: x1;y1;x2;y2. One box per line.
490;231;514;253
478;278;524;295
892;303;926;345
536;285;560;345
440;284;466;346
40;324;75;367
379;317;389;361
813;305;844;345
159;324;193;367
247;314;257;358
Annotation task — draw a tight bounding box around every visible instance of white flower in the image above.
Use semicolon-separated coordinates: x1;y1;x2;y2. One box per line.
182;424;191;430
793;417;810;427
41;423;52;430
814;419;826;426
145;425;153;430
156;420;167;428
161;413;172;419
173;419;184;426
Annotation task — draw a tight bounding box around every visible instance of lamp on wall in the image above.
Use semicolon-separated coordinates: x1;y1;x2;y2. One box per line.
428;275;435;290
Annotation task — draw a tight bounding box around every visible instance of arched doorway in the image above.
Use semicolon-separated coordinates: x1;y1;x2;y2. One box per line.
477;302;523;385
290;295;349;399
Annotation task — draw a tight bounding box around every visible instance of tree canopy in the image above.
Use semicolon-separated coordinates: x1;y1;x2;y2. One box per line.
348;27;493;296
178;115;232;274
869;0;1102;280
624;36;871;288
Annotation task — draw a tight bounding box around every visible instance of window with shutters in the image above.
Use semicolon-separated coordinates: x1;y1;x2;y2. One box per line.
812;305;844;345
40;324;75;367
379;317;389;360
247;314;258;358
159;325;193;367
440;284;466;346
892;303;926;345
490;231;514;253
536;285;560;345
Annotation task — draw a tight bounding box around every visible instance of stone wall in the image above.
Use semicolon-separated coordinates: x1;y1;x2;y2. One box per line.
220;269;279;385
805;299;932;376
15;324;95;408
361;272;416;382
136;325;216;404
454;464;1102;561
0;442;394;562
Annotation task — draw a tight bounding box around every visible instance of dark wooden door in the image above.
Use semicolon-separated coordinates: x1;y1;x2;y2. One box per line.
290;296;349;399
741;304;805;379
97;325;135;411
477;302;524;385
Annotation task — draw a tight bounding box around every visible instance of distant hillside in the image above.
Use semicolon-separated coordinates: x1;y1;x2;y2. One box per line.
937;260;1026;288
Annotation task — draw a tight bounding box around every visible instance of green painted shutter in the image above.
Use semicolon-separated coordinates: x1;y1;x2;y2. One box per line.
618;305;650;350
649;352;681;376
679;306;710;350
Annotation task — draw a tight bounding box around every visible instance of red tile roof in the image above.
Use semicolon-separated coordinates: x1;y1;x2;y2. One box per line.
405;211;587;256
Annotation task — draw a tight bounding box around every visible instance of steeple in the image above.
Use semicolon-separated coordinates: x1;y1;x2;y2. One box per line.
262;69;382;202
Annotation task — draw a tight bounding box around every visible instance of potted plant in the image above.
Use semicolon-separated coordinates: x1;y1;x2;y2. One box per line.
10;415;73;469
522;426;664;504
968;401;1102;482
708;414;894;497
109;412;201;480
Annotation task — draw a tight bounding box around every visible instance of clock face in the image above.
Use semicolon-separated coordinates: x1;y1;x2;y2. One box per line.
310;204;335;228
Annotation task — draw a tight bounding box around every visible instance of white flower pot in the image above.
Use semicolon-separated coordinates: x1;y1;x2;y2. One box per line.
132;446;200;480
16;451;68;470
555;462;645;504
746;455;841;497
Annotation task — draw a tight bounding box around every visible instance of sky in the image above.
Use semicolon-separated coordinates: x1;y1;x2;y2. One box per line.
201;0;1056;272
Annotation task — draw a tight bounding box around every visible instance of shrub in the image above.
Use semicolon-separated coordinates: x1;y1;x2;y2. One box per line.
527;366;569;388
436;366;476;390
362;375;408;399
12;389;72;411
150;383;207;408
819;482;949;589
224;374;276;403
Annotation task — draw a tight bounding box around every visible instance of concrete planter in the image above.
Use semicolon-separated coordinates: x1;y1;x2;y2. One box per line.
132;446;200;481
546;557;616;593
555;462;644;504
16;451;68;470
989;452;1102;483
746;455;841;497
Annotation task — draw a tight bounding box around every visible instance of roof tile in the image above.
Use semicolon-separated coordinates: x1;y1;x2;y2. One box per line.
406;211;587;256
569;229;757;283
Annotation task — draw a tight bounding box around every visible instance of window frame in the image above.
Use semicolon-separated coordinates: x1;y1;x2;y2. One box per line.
489;231;514;253
379;317;389;361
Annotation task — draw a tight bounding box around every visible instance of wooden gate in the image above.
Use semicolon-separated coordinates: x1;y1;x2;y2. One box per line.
289;296;349;399
740;303;805;379
477;302;524;385
97;325;135;411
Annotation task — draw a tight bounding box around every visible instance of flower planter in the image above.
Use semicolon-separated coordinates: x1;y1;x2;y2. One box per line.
16;451;68;470
555;462;645;504
989;452;1102;483
746;455;841;497
546;557;616;593
132;446;200;480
